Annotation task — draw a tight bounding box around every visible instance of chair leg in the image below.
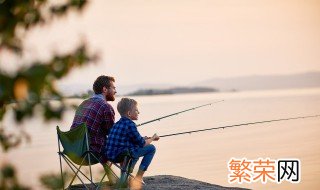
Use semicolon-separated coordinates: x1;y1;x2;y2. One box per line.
65;157;95;183
124;158;133;184
96;172;107;190
62;155;98;189
58;153;65;189
57;136;65;189
105;164;118;185
62;158;90;190
68;164;83;187
88;154;93;183
116;156;132;188
89;153;119;187
95;164;118;190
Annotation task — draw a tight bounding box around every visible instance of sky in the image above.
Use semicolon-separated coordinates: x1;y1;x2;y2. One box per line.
4;0;320;89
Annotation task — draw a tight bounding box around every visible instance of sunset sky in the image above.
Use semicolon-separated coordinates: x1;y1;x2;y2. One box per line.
7;0;320;88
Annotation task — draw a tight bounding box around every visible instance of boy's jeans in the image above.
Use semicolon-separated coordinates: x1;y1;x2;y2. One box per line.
130;144;156;171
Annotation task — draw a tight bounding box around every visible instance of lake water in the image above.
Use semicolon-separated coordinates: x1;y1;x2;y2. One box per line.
1;88;320;189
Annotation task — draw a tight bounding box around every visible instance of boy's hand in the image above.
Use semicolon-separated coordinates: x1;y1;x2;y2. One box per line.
152;133;160;141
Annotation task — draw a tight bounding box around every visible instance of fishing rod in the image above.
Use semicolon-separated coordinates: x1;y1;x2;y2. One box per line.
159;114;320;138
137;100;224;127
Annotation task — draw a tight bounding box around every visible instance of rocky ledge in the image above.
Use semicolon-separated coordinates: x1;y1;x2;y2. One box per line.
70;175;249;190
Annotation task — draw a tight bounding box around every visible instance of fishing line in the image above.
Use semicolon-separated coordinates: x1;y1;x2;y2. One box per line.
159;114;320;138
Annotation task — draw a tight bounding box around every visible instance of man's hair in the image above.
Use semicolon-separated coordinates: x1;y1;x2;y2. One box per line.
117;98;137;117
93;75;115;94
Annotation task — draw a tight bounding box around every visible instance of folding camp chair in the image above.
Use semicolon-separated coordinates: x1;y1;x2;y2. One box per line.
56;123;119;189
57;123;142;189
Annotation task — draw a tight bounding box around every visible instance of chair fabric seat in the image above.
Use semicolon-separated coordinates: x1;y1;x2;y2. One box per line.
57;123;100;165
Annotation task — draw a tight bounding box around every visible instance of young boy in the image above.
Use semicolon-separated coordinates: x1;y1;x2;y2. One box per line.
105;98;159;186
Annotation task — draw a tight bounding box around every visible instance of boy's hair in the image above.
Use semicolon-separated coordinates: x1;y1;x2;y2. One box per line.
93;75;115;94
117;98;138;117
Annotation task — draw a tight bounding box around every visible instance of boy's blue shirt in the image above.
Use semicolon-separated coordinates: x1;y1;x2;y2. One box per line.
105;117;146;161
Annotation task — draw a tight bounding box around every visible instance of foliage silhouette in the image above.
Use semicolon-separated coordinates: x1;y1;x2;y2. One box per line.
0;0;96;189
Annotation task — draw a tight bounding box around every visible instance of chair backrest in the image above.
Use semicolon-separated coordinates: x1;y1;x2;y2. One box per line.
57;123;98;165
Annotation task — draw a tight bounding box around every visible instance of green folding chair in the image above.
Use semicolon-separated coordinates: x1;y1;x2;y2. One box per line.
56;123;119;189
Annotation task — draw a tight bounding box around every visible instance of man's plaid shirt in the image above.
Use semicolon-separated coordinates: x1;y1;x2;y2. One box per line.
71;94;115;156
105;117;146;161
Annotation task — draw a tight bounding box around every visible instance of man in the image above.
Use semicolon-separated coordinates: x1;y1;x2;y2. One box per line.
71;75;117;160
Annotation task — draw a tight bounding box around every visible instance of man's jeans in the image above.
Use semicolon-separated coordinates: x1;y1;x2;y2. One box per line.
130;144;156;171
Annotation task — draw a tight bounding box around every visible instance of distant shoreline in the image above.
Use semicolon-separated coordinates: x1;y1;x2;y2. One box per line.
127;87;219;96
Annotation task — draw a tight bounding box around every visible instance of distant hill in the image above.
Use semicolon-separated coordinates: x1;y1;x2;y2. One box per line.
117;83;173;95
194;72;320;91
127;87;218;96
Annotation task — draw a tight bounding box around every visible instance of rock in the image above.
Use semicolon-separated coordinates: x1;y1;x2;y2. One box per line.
69;175;249;190
143;175;249;190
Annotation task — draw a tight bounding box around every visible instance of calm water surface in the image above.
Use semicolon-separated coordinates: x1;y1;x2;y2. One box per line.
2;88;320;189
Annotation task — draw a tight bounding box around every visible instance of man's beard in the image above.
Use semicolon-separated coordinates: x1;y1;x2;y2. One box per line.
105;93;115;101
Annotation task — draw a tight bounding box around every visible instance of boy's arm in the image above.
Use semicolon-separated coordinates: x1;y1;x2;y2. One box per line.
127;123;146;147
128;123;160;147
